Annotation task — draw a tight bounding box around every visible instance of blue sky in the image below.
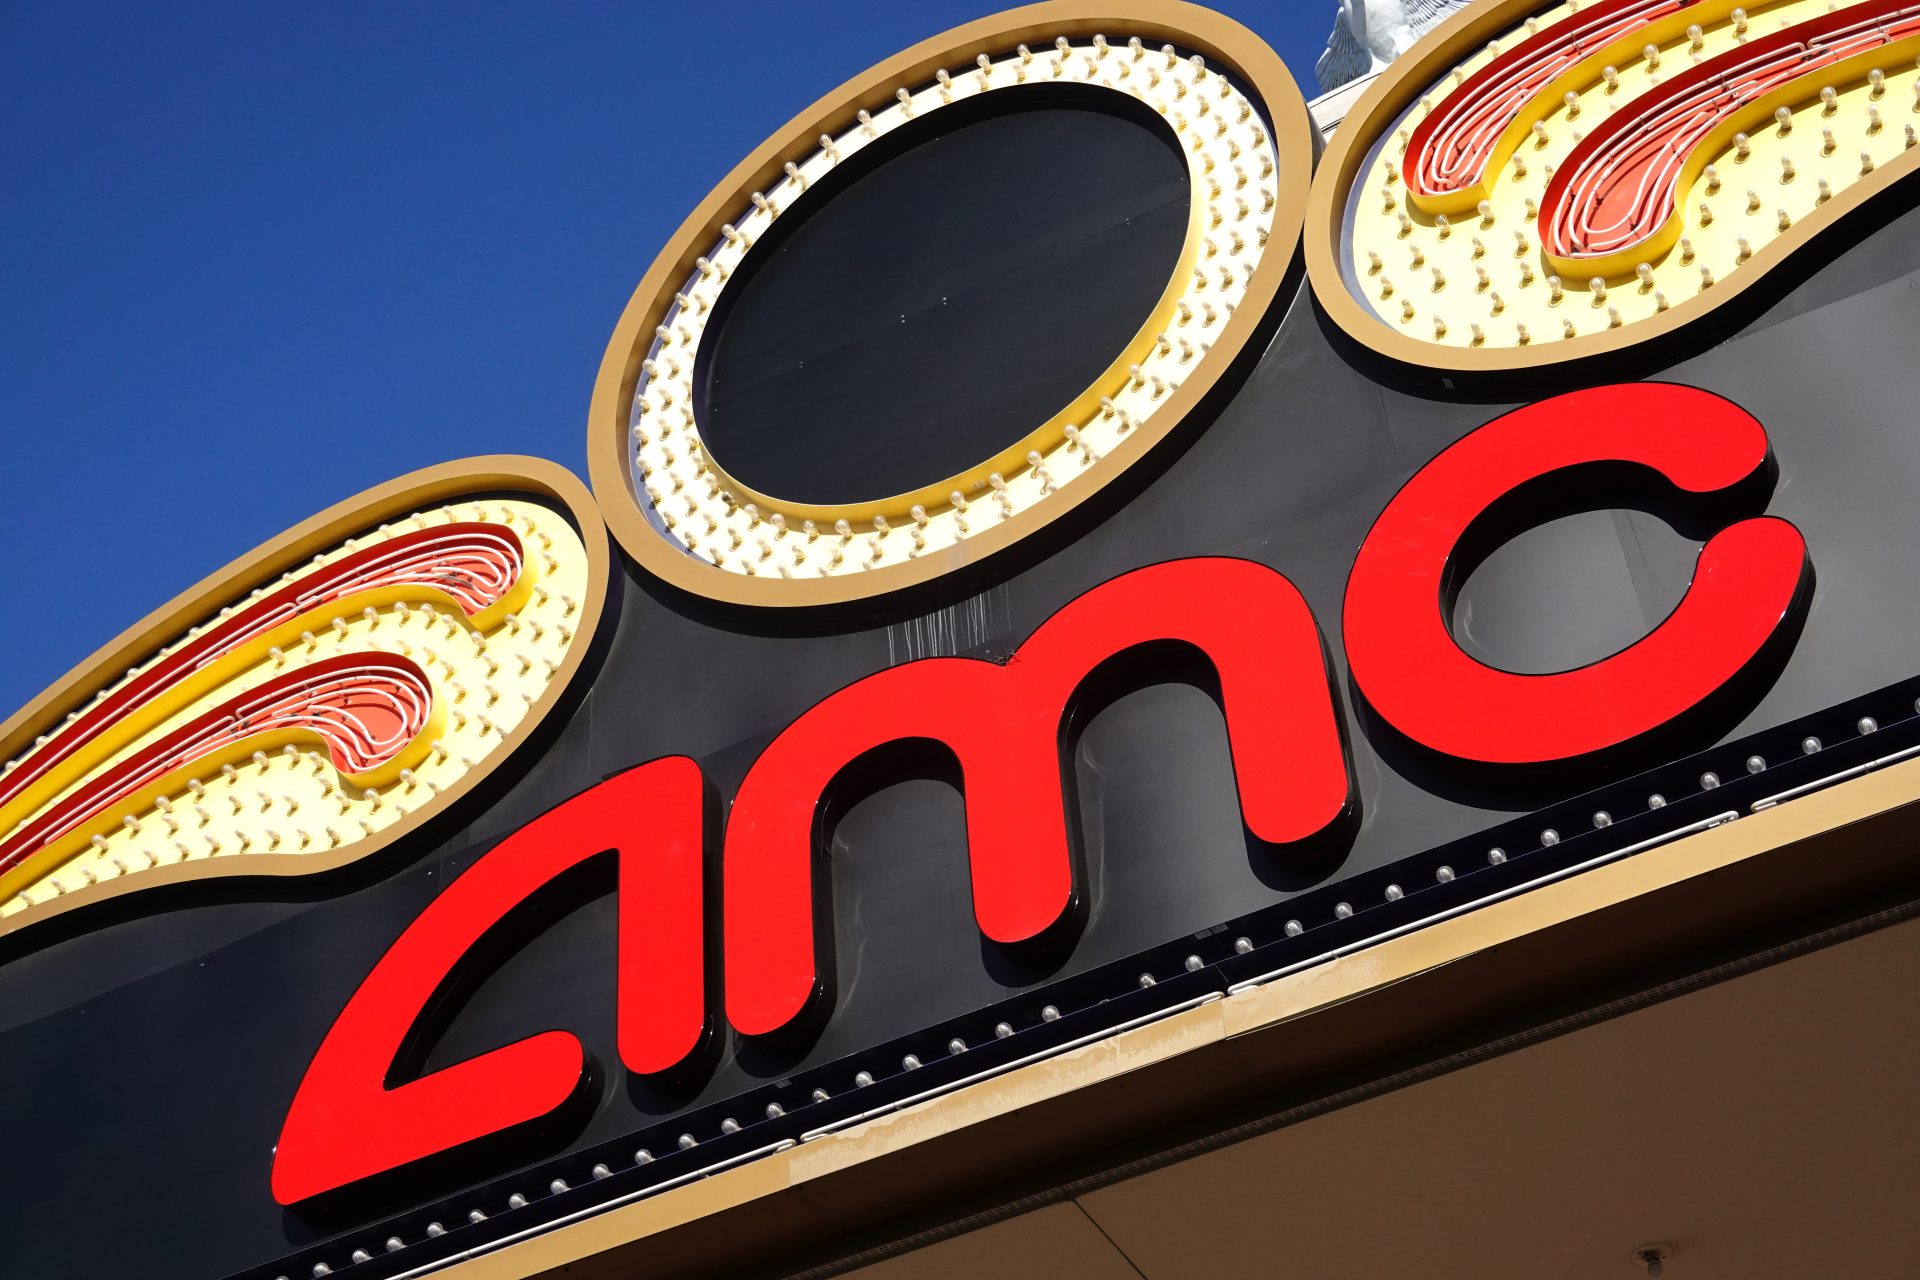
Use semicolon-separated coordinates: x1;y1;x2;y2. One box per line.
0;1;1335;719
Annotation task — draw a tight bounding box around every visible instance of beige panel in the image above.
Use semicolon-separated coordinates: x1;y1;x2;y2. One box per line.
1081;915;1920;1280
844;1203;1142;1280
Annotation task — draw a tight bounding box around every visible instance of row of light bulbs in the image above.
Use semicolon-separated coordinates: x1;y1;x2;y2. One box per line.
1357;1;1920;347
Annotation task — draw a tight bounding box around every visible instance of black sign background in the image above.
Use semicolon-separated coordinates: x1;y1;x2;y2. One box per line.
6;115;1920;1280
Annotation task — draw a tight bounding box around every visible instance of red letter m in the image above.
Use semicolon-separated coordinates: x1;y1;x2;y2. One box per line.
724;558;1352;1037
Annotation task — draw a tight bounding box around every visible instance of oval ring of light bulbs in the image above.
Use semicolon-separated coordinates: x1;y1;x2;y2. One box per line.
588;1;1312;607
0;457;610;941
1308;0;1920;375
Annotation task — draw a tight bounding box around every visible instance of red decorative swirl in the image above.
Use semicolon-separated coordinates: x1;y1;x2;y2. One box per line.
1405;0;1687;204
0;653;435;876
0;522;522;815
1543;0;1920;261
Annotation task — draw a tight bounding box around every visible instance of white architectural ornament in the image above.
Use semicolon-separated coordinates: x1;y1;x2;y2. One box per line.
1316;0;1469;94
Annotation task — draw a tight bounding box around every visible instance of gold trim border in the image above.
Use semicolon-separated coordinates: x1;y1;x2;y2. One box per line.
0;456;612;945
1305;0;1920;376
587;0;1312;609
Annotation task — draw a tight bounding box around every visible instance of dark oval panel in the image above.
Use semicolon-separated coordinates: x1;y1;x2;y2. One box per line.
694;85;1191;507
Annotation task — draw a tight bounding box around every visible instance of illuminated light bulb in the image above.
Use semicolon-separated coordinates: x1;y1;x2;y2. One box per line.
1563;90;1580;118
1588;276;1607;302
1476;198;1493;224
1654;289;1669;311
1635;262;1653;288
1777;208;1791;231
1862;149;1876;174
1602;65;1620;91
990;474;1014;514
1531;120;1549;147
1434;213;1451;238
1687;23;1704;52
1734;131;1750;159
1699;201;1714;225
1546;274;1563;303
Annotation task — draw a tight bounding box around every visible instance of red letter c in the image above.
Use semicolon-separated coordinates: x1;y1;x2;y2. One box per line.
1343;383;1810;768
